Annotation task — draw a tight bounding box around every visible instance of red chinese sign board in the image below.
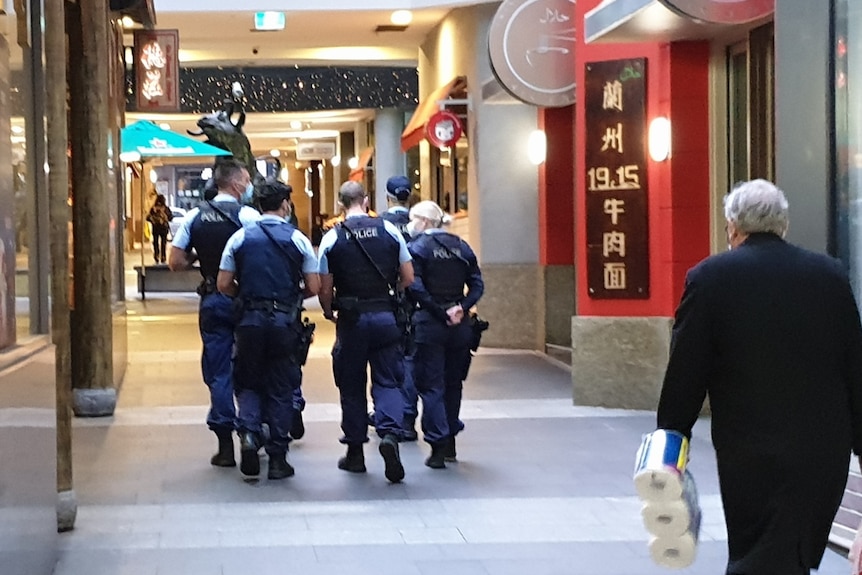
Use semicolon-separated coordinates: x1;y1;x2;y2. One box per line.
425;110;463;149
585;58;649;299
133;29;180;112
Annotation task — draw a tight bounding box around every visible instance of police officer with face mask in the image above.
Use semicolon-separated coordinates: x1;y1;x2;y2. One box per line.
217;179;320;480
406;201;484;468
318;181;414;483
169;158;260;467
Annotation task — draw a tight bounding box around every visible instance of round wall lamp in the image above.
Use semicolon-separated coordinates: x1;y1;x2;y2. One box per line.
527;130;546;166
648;117;672;162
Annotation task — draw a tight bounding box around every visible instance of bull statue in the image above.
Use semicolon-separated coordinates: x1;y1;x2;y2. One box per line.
188;82;259;185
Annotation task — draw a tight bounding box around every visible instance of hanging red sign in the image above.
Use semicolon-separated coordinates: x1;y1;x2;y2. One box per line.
425;110;463;149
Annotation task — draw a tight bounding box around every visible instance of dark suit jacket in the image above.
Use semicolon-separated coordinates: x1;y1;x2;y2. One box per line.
657;233;862;574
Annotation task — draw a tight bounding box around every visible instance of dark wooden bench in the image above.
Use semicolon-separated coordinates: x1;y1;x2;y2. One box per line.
133;265;201;299
830;467;862;552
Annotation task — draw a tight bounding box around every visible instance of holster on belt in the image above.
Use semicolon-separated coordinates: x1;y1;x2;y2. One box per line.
469;313;489;352
293;317;316;366
196;276;218;297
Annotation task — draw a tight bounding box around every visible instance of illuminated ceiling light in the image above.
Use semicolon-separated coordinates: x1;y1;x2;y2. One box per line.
149;170;159;184
330;155;341;167
390;10;413;26
527;130;546;166
289;120;303;130
11;125;24;135
201;167;213;180
270;149;281;158
120;16;136;28
119;151;141;163
648;117;671;162
347;156;359;170
280;167;289;182
159;123;171;131
254;11;286;31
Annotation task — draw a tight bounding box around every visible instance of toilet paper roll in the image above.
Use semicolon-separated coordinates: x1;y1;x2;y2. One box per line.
633;430;689;502
648;532;698;569
641;499;697;538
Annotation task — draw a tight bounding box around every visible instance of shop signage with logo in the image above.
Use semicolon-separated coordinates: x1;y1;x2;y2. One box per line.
425;110;463;149
585;58;650;299
488;0;576;107
296;141;336;161
133;29;180;112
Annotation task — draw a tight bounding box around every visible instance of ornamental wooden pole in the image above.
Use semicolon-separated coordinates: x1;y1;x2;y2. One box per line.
45;0;75;532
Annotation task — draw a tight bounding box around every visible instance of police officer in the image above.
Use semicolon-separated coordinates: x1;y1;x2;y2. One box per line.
379;175;418;441
318;181;414;483
217;179;319;479
169;158;260;467
405;201;484;468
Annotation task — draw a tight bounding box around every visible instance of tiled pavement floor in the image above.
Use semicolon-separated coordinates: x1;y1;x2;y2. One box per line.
44;292;850;574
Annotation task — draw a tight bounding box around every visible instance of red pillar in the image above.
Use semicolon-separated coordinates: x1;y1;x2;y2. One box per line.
539;105;575;267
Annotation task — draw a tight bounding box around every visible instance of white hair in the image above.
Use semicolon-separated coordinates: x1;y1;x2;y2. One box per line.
723;179;789;236
409;200;452;228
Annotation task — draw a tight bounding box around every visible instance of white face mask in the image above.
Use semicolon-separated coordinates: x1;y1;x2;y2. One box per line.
242;182;254;204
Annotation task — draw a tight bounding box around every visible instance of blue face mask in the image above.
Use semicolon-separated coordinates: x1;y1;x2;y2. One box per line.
242;182;254;204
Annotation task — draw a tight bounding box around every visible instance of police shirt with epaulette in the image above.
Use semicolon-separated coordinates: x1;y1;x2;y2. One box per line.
235;221;303;305
409;231;470;303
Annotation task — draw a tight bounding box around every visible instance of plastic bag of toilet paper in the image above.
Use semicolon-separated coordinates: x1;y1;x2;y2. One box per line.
633;429;690;502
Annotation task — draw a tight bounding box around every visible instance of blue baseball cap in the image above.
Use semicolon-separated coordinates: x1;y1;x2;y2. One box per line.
385;176;412;201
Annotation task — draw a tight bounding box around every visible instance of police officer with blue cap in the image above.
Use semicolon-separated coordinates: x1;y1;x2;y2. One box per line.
379;175;418;440
318;180;414;483
217;178;319;479
406;200;484;468
169;158;260;467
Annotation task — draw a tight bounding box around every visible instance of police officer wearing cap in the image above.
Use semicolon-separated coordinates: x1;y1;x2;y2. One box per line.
169;158;261;468
318;180;414;483
379;175;419;441
217;179;319;480
406;200;484;469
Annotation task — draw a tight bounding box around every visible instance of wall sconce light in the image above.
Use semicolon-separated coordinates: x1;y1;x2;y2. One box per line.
527;130;546;166
270;149;281;158
201;167;212;180
648;117;671;162
280;167;289;182
347;156;359;170
330;155;341;167
149;169;159;184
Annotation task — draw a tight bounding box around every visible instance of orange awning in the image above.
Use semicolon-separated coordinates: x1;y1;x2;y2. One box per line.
400;76;468;152
348;146;375;182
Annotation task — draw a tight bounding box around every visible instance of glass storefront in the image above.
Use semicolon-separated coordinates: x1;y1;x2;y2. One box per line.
835;0;862;299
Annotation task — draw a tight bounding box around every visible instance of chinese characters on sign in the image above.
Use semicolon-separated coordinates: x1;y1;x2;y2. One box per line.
585;59;649;299
134;30;180;113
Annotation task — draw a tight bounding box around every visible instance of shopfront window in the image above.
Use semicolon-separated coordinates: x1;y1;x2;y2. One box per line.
835;0;862;299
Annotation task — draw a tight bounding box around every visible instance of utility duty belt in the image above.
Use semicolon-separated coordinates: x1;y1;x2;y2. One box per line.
333;296;393;314
196;276;218;297
243;298;299;315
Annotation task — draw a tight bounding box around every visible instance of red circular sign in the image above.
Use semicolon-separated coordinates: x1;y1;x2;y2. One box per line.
425;110;463;149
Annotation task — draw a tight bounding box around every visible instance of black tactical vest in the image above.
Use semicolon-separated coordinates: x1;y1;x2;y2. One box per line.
188;201;242;279
235;221;302;305
327;216;399;300
381;209;411;243
417;232;468;303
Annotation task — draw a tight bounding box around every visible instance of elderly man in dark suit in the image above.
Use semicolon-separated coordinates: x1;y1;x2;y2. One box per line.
657;179;862;575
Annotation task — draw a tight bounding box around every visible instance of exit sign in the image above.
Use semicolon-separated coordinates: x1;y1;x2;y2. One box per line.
254;12;285;31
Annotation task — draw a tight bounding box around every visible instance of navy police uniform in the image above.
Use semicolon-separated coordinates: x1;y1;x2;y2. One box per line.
220;215;317;476
172;194;260;439
318;215;412;446
407;229;483;458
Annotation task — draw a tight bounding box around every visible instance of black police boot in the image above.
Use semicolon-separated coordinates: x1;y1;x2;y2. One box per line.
267;453;295;480
379;434;405;483
239;431;260;476
337;444;366;473
289;408;305;440
401;416;418;442
424;442;447;469
210;430;236;467
442;436;457;462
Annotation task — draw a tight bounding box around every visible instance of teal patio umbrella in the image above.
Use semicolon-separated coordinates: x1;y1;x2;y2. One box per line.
120;121;232;283
121;120;232;160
